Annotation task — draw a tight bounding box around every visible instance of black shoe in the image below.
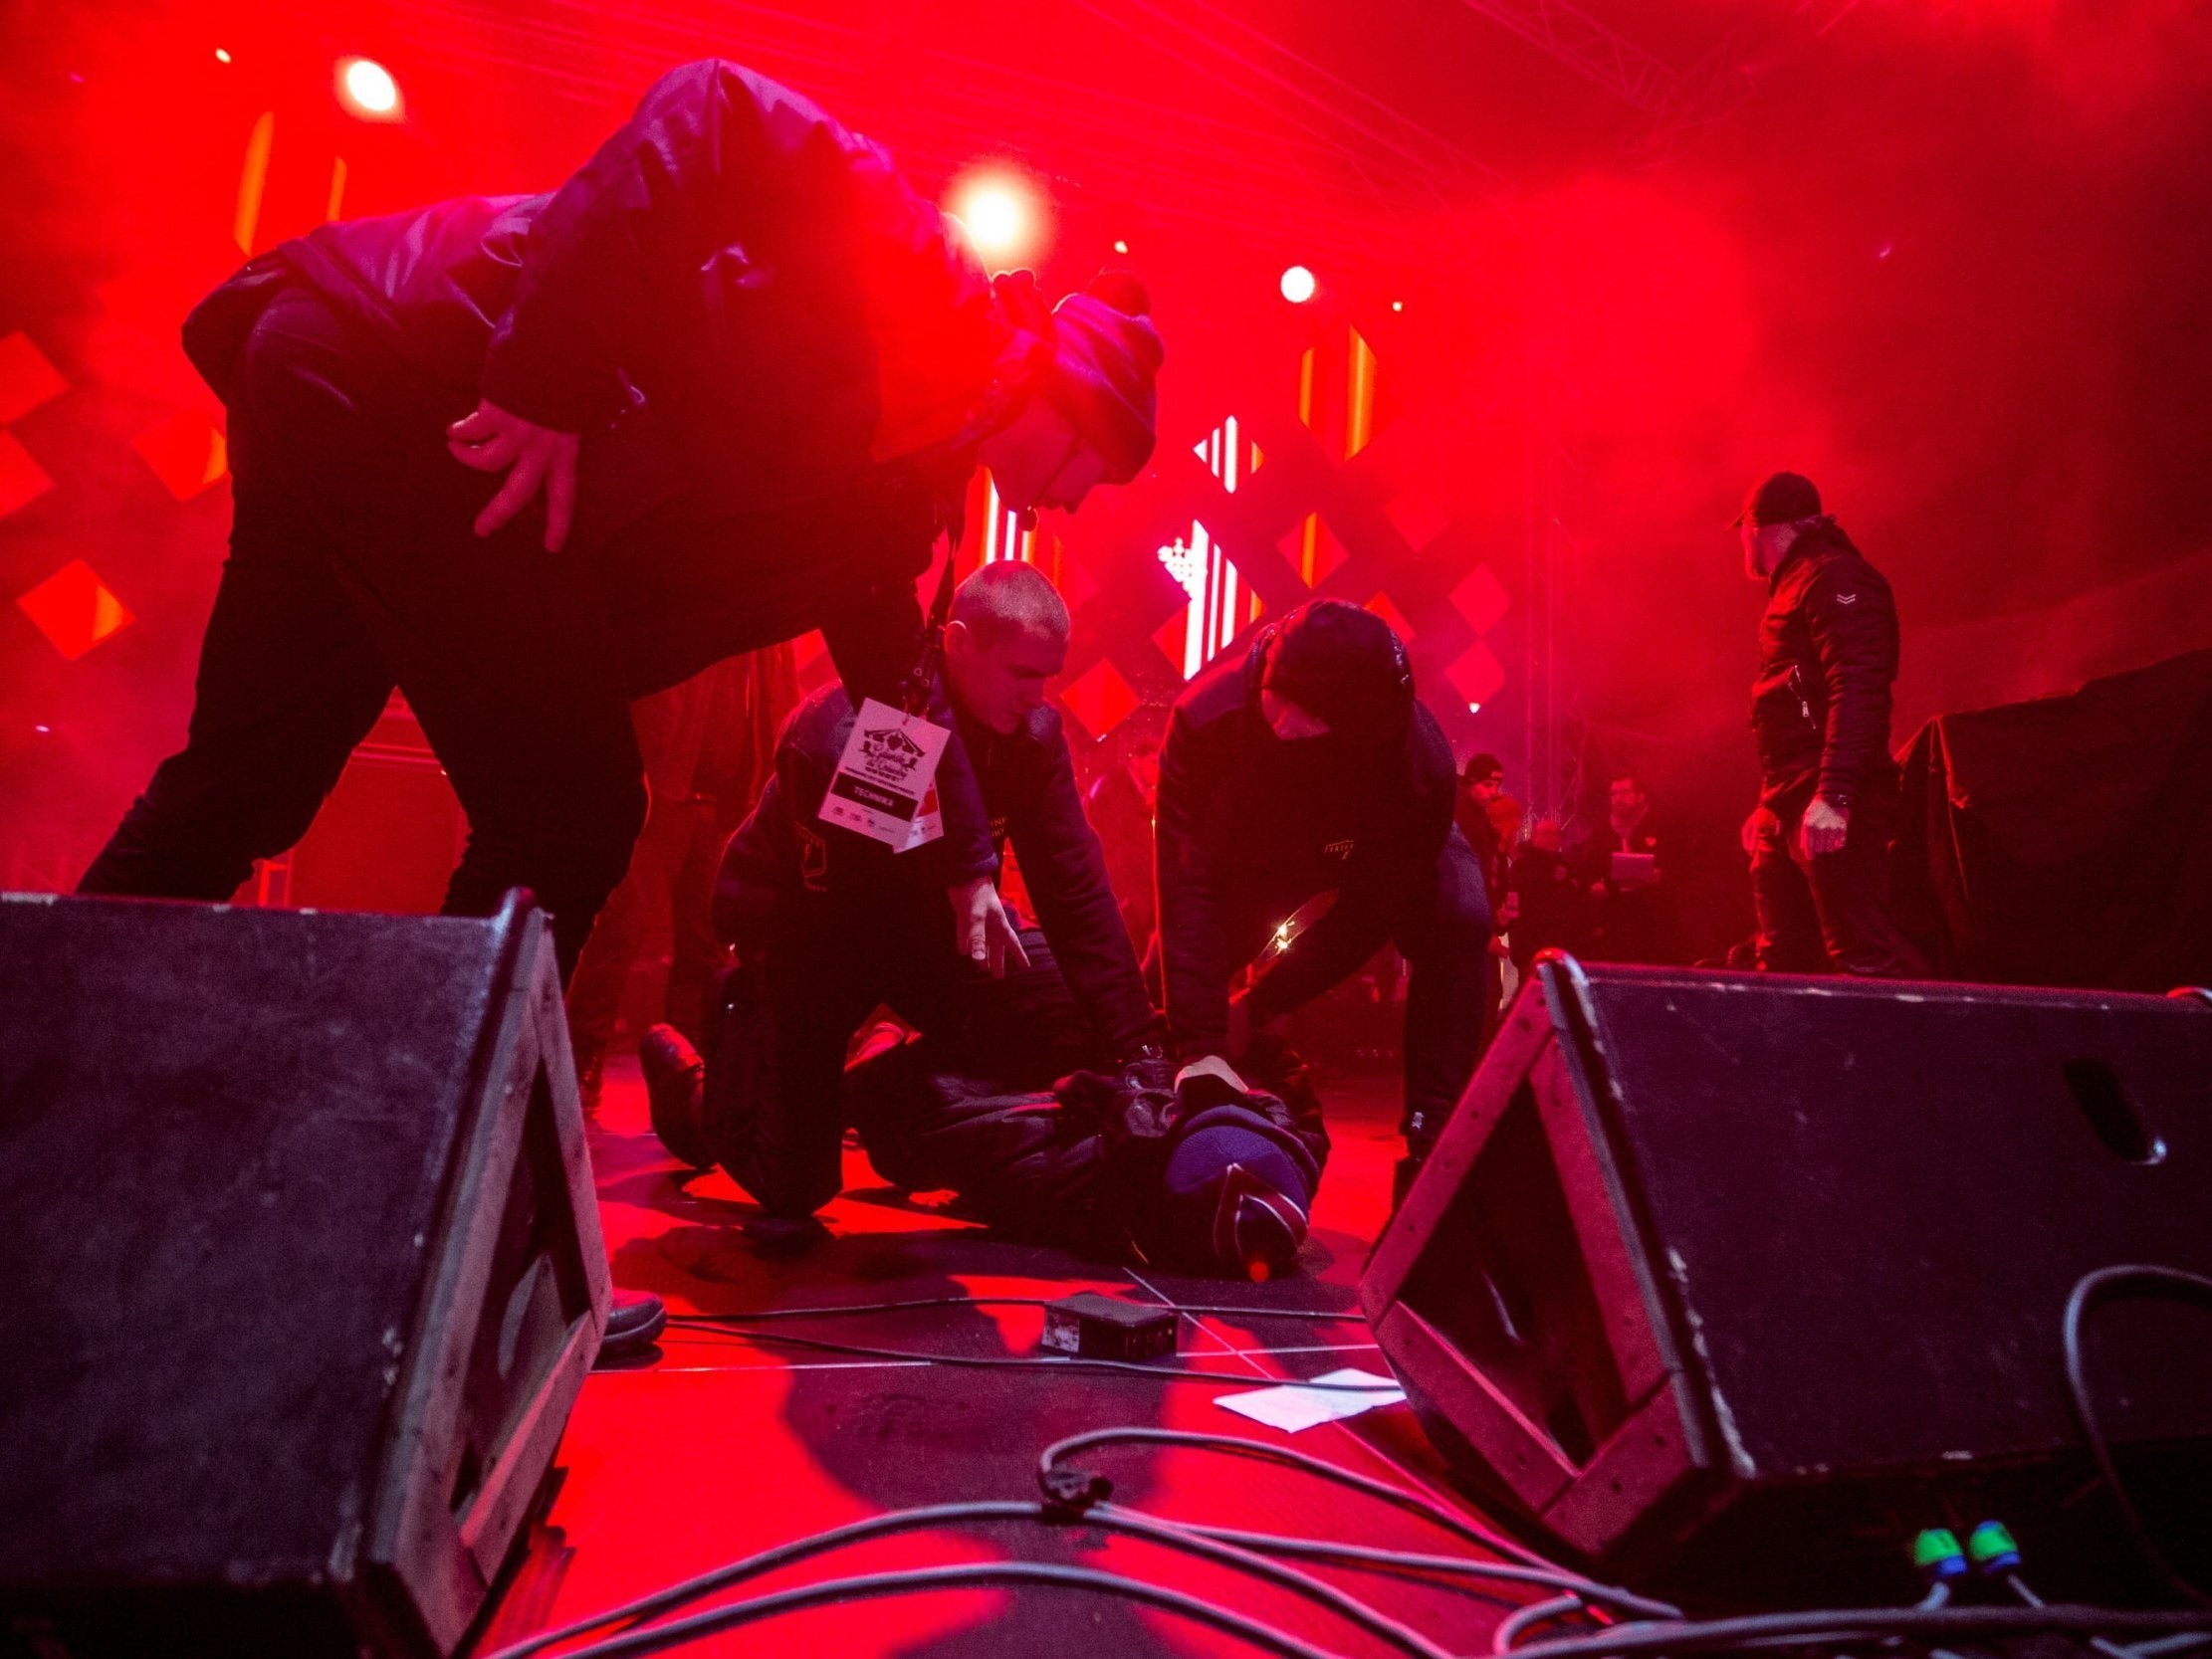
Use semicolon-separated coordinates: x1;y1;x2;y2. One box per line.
597;1289;666;1364
641;1024;712;1167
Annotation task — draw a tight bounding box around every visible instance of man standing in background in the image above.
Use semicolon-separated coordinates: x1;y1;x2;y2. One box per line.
1736;471;1927;976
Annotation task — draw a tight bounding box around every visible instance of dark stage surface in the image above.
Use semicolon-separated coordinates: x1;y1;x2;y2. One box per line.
475;1062;1520;1658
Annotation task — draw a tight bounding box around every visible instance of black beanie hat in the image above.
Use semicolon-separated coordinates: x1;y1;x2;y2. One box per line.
1262;599;1414;739
1733;470;1822;528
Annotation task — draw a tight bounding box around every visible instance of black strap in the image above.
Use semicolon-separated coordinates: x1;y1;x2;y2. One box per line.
900;529;962;717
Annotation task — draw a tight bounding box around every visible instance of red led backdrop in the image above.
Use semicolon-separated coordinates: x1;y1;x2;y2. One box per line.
4;0;2210;956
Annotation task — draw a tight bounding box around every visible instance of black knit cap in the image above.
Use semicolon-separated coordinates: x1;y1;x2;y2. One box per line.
1262;599;1414;738
1463;752;1503;785
1733;471;1823;527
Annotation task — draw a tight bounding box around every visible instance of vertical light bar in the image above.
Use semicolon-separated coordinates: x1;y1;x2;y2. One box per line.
326;155;348;221
984;477;1001;561
1297;348;1320;584
234;111;275;253
1347;326;1377;458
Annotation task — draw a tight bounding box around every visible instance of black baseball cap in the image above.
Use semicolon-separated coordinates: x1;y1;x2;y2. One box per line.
1733;471;1822;527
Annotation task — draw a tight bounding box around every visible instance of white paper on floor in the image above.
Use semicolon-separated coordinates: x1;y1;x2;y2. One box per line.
1215;1367;1407;1433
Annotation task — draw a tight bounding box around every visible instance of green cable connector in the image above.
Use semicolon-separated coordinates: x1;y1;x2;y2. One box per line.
1914;1528;1969;1579
1968;1519;2023;1573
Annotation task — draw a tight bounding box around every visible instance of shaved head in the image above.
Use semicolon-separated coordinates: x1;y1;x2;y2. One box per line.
951;560;1071;649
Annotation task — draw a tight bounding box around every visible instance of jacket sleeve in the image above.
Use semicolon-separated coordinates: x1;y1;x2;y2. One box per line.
480;61;799;430
1154;708;1234;1060
1807;564;1901;805
1006;720;1161;1058
1245;768;1455;1026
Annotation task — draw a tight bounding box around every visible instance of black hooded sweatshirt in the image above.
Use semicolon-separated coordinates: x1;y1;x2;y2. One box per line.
1155;638;1456;1060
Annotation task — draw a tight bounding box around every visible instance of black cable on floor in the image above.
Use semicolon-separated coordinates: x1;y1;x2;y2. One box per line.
1039;1426;1655;1596
486;1494;1457;1659
663;1317;1399;1389
542;1561;1352;1659
2064;1264;2212;1608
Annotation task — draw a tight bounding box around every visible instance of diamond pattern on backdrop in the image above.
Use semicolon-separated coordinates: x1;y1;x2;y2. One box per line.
16;559;136;661
0;333;69;427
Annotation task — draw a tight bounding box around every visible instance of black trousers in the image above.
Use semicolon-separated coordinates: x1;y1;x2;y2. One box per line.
1752;777;1929;977
1173;829;1494;1150
78;290;922;981
707;899;1106;1218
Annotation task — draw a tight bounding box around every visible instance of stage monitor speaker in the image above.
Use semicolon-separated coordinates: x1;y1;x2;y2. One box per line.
0;891;610;1657
1363;958;2212;1601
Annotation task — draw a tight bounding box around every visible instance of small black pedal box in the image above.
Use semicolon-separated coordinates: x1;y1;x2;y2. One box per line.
1039;1292;1178;1360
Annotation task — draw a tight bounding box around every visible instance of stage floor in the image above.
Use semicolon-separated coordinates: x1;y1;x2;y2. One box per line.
471;1060;1535;1658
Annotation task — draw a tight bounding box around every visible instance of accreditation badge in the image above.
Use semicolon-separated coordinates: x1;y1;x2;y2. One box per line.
819;698;950;852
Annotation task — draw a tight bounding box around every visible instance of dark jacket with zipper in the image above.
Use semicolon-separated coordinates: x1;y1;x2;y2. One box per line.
1752;519;1903;810
716;682;1159;1059
177;58;1005;884
1156;638;1458;1060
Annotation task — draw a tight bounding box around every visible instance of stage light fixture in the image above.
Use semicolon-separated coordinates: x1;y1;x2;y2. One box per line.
336;57;401;120
1392;300;1405;312
214;48;233;64
946;167;1047;269
1113;239;1130;255
1280;265;1316;304
1467;702;1483;714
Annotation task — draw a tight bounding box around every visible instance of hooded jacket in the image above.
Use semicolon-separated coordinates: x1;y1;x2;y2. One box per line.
1156;636;1457;1060
1751;519;1903;808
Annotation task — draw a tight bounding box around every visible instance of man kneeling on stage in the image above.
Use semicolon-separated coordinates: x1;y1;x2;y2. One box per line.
642;563;1325;1278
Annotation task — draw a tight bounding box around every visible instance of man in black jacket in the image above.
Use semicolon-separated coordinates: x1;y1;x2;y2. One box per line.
1737;471;1927;976
1154;600;1493;1185
643;565;1154;1211
76;61;1162;985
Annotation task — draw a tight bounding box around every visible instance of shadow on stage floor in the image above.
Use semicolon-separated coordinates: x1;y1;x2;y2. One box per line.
472;1061;1529;1659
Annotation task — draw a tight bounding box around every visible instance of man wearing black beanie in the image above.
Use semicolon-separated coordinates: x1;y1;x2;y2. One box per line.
1152;600;1494;1196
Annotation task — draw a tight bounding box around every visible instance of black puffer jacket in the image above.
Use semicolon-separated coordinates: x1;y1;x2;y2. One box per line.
1751;518;1903;808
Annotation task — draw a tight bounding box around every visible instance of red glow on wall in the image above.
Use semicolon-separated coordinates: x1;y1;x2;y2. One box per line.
0;333;68;426
17;560;136;661
0;432;55;520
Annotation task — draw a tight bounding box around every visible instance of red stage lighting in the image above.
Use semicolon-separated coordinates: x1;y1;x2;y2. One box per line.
1280;265;1317;304
336;57;402;120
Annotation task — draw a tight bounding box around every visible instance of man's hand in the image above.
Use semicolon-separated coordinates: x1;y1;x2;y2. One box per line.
1798;795;1850;858
1741;806;1780;856
446;400;581;552
949;876;1030;977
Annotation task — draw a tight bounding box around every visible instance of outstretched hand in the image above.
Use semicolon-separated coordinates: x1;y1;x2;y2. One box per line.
949;876;1031;977
446;400;580;551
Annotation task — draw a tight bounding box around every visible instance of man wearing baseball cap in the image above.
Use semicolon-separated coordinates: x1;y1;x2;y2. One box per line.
1736;472;1927;975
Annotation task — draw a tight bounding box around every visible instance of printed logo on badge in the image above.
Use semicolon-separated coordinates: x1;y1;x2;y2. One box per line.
820;698;950;853
1324;838;1355;861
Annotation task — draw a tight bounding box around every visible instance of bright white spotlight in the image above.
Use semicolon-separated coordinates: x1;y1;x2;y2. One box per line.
337;57;401;119
1280;265;1317;304
947;168;1046;268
